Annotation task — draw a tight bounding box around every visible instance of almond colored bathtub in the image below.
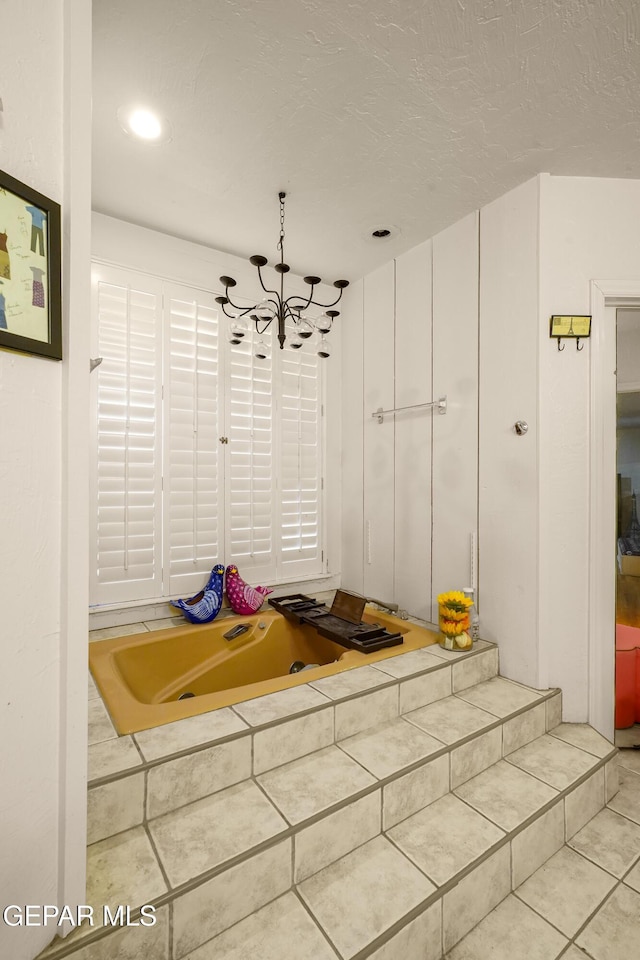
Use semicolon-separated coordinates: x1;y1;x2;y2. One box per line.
89;606;439;734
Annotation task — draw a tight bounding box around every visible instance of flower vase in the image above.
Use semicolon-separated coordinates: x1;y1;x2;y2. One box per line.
437;597;472;651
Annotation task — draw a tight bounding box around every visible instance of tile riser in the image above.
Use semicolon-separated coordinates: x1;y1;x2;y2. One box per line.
87;650;540;844
87;683;554;845
169;770;610;960
69;729;612;960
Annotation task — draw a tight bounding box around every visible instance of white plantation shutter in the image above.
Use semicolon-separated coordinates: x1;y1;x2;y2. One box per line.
91;267;163;603
164;284;223;595
277;321;324;577
90;262;326;606
225;323;277;581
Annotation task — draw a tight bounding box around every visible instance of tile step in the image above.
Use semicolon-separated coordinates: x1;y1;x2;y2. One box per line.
39;705;617;958
86;647;540;847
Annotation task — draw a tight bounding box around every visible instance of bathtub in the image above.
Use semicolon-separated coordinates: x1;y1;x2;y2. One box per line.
89;606;440;734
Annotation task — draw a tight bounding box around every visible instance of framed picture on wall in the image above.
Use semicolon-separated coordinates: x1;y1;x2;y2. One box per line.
0;168;62;360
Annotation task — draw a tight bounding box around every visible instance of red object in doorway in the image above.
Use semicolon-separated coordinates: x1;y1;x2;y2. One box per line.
615;623;640;728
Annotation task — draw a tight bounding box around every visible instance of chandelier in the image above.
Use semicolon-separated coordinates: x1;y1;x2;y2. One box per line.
215;192;349;359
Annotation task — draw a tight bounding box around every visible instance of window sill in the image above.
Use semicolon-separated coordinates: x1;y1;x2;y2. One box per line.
88;572;341;631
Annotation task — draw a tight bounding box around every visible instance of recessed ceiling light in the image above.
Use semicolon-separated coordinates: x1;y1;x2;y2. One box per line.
117;105;171;144
129;109;162;139
367;225;399;242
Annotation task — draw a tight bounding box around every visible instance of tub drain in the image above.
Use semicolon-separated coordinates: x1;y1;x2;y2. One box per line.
289;661;320;674
178;692;195;700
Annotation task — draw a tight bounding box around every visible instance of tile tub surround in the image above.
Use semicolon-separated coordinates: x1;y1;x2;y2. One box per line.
42;637;616;960
89;604;444;735
85;645;548;845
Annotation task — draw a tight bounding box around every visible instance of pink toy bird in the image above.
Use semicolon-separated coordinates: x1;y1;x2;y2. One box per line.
225;564;273;615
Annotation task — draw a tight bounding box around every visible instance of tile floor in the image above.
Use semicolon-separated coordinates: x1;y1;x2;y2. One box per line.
446;761;640;959
615;724;640;748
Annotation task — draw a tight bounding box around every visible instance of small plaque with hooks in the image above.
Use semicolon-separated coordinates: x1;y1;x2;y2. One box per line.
549;315;591;351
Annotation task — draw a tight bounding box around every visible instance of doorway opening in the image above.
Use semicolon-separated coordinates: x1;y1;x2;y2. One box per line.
615;307;640;748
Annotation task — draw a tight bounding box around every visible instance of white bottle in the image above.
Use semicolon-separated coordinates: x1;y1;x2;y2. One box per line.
463;587;480;642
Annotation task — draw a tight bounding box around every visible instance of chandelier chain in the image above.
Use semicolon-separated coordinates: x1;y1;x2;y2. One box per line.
278;193;285;253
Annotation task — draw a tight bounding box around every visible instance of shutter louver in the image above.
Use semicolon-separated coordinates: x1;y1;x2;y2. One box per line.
225;324;277;581
164;285;222;595
92;270;163;602
277;320;323;577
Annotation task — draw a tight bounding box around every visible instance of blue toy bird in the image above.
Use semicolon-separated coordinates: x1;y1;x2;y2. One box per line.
170;564;225;624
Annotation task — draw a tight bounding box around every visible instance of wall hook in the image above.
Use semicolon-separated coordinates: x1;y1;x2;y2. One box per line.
557;339;565;352
550;315;591;351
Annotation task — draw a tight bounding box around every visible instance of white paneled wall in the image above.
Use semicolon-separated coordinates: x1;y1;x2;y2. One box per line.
394;241;433;621
478;178;540;687
342;173;640;730
538;176;640;722
432;213;479;607
341;279;364;592
342;217;480;620
363;262;396;602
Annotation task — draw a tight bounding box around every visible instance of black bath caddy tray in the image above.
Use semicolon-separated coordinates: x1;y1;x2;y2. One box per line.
268;594;404;654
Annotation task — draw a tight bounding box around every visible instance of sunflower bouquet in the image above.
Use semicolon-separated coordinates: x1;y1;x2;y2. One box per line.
437;590;473;650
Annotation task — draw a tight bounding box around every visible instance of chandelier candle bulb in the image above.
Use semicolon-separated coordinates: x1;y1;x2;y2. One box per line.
215;192;349;355
317;336;331;359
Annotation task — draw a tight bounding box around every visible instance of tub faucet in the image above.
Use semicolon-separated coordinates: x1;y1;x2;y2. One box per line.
366;596;408;619
366;596;397;613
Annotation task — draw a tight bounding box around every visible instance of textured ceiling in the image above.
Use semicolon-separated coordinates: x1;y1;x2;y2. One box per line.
93;0;640;280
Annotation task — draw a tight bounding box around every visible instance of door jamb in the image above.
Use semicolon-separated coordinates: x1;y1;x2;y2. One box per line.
589;280;640;740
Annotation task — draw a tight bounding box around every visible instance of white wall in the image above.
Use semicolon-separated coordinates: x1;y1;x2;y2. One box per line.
432;215;479;609
479;174;640;720
362;260;396;602
478;177;540;686
341;279;364;593
1;3;91;959
394;240;432;620
538;176;640;718
342;174;640;729
342;216;479;620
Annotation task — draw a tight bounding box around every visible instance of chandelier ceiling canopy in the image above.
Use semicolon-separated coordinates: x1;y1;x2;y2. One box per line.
215;192;349;359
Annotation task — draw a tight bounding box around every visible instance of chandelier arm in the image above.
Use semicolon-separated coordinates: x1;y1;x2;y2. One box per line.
301;290;345;309
256;264;280;300
220;301;254;319
284;287;317;313
248;297;280;314
283;301;299;321
223;291;258;314
256;317;275;336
